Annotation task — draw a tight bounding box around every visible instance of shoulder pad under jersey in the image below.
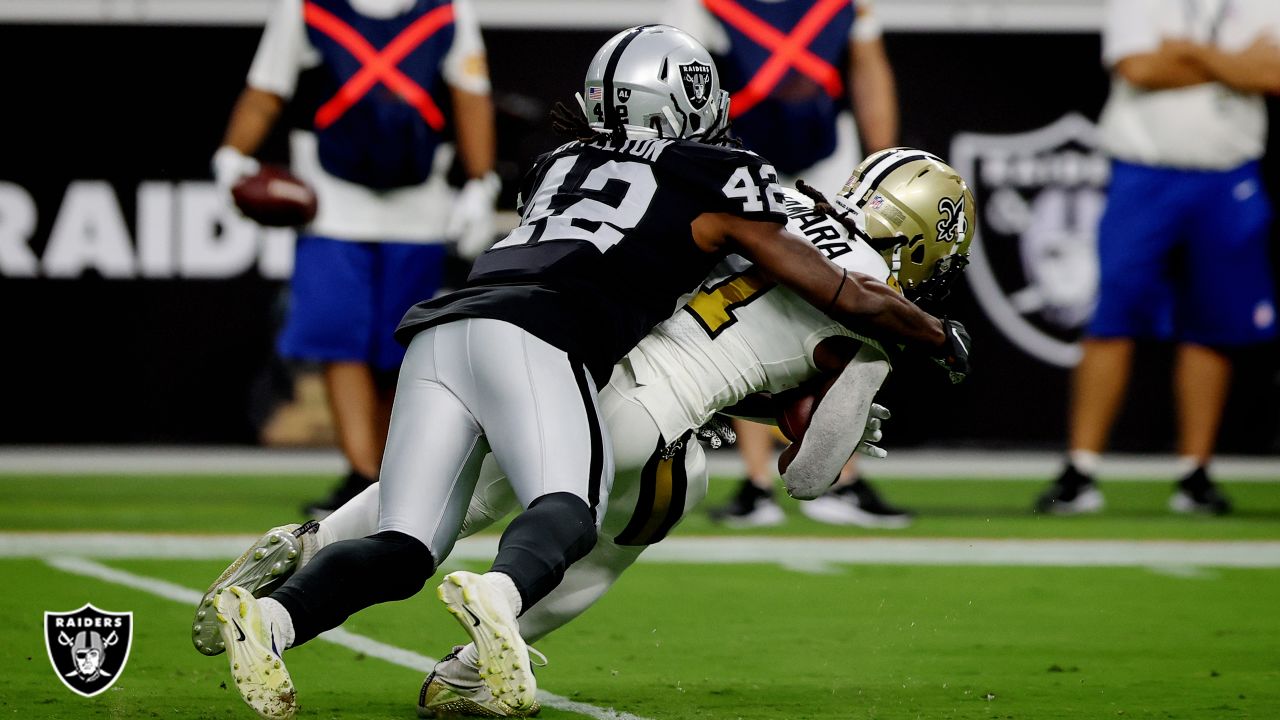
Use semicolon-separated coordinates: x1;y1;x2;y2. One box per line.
778;187;892;281
659;140;790;225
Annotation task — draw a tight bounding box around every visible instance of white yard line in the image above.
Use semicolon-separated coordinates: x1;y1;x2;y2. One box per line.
1;446;1277;480
30;535;1280;717
44;557;652;720
14;533;1280;568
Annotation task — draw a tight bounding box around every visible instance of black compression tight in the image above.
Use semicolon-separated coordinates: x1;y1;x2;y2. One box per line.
272;530;434;646
490;492;598;613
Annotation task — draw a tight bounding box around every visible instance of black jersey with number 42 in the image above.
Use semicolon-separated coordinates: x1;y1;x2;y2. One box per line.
397;136;788;382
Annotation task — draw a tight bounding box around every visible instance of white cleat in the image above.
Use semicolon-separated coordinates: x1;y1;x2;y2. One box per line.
214;586;296;720
438;572;538;713
193;522;318;656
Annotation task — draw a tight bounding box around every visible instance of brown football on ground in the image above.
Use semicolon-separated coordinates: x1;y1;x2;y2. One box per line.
232;165;317;227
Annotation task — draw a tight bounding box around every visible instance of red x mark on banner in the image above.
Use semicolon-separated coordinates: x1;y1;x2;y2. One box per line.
704;0;848;119
304;2;454;131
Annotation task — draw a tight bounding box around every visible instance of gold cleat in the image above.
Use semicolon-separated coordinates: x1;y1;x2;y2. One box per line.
193;522;317;656
417;646;540;718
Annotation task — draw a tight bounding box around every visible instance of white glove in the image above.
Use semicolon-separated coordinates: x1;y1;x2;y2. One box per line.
855;403;891;459
447;172;501;260
212;146;260;198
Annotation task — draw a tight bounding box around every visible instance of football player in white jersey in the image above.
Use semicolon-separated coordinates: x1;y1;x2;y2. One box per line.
191;147;973;717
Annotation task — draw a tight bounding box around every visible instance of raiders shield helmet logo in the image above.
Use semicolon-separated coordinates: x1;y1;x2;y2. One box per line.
951;113;1109;368
45;604;133;697
679;61;713;110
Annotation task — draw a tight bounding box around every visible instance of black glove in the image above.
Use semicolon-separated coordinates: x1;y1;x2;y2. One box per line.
932;318;971;384
694;415;738;450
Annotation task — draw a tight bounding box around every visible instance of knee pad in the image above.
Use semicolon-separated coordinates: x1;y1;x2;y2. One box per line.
490;492;598;611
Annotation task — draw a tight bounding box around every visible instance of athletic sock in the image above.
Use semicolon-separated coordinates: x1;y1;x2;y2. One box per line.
1178;460;1211;489
457;643;481;671
1177;455;1205;479
258;597;296;650
1068;450;1100;477
483;572;524;616
300;524;330;567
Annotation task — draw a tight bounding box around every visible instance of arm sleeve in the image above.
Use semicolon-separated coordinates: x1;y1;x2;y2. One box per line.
443;0;492;95
247;0;311;99
781;345;890;500
1102;0;1160;67
851;0;883;43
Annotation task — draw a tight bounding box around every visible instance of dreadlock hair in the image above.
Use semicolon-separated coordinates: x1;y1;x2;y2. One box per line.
798;179;903;254
550;101;604;143
702;122;743;148
550;96;744;148
795;179;858;237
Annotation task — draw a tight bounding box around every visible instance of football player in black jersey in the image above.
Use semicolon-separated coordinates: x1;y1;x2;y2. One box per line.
209;25;970;720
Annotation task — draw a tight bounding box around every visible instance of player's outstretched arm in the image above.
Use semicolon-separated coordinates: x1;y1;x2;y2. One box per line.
693;212;946;350
780;344;891;499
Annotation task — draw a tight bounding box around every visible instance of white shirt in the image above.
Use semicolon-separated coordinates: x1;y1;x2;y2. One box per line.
662;0;881;54
626;188;890;443
248;0;490;242
1098;0;1276;170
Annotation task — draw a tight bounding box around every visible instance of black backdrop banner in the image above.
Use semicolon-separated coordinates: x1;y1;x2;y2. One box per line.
1;23;1277;450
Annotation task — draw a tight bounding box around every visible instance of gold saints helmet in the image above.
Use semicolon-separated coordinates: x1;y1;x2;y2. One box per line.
834;147;976;306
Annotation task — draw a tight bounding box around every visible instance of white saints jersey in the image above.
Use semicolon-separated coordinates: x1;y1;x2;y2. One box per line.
624;187;893;443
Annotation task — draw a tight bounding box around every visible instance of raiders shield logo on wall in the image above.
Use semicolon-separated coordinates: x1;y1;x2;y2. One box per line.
950;113;1109;368
45;604;133;697
679;61;713;110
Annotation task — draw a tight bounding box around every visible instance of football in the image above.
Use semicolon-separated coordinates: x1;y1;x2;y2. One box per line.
774;371;840;442
776;392;816;443
231;165;318;227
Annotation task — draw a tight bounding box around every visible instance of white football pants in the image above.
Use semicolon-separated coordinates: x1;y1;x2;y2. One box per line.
373;318;613;566
319;358;708;641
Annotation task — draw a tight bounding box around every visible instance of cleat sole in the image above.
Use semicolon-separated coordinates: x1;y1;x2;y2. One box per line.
215;586;296;719
438;572;538;712
192;525;312;656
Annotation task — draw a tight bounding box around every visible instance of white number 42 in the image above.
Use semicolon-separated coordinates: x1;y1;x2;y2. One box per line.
722;164;785;214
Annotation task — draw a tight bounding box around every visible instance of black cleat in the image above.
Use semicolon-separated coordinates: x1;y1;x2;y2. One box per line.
799;478;913;528
708;479;785;527
1169;467;1232;515
1034;464;1104;515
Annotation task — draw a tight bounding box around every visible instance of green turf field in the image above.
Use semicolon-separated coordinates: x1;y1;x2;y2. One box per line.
3;472;1280;719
